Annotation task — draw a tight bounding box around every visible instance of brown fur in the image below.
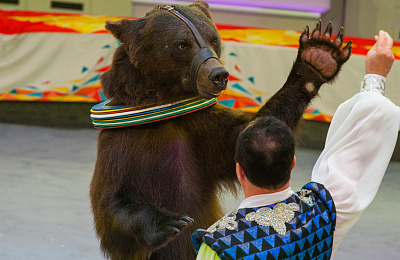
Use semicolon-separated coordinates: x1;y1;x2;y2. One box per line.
90;2;351;259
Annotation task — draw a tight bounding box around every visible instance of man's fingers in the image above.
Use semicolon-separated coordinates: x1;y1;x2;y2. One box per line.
386;31;394;48
377;30;387;48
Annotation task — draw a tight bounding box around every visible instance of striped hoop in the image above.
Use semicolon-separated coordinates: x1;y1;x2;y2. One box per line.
90;97;217;129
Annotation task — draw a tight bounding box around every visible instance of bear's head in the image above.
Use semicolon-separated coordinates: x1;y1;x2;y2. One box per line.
102;0;229;106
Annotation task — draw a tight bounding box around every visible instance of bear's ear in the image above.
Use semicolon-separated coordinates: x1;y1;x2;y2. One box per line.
105;18;145;44
105;18;147;65
189;0;212;20
105;19;128;43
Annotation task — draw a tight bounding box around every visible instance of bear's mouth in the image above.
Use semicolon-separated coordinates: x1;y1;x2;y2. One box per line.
199;90;222;98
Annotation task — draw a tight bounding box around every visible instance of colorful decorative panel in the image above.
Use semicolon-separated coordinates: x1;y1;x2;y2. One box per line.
1;9;400;123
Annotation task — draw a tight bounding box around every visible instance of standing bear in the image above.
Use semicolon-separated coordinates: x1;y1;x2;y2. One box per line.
89;1;352;259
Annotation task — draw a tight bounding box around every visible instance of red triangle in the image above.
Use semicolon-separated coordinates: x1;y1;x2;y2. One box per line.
228;74;241;82
96;57;104;64
234;64;241;72
95;65;111;73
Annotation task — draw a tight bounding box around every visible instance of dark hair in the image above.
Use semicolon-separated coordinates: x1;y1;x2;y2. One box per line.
235;116;295;189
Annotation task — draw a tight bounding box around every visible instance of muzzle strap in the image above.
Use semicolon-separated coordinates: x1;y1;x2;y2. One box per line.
190;48;218;90
161;5;207;48
161;5;219;90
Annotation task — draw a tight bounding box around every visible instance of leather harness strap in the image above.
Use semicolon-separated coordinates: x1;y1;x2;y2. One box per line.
161;5;219;90
161;5;207;48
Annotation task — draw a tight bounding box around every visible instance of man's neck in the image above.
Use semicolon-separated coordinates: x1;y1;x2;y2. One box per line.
243;181;290;199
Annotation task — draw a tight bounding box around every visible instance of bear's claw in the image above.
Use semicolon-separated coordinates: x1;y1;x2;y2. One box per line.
299;20;352;79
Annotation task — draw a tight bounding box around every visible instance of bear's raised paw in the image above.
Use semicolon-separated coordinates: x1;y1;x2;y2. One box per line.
299;20;352;80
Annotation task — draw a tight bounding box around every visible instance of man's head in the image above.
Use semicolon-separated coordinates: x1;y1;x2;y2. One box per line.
235;116;295;191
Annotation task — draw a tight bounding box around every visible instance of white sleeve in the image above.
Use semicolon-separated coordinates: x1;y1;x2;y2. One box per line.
311;91;400;254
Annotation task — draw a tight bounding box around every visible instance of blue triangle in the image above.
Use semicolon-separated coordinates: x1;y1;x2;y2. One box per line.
325;235;332;247
248;76;254;83
232;83;251;94
234;231;245;243
324;223;332;236
299;213;308;224
282;244;295;256
256;96;262;103
26;92;44;97
99;90;106;101
317;240;324;253
325;248;332;257
316;228;324;241
313;217;320;230
256;251;269;259
225;246;237;259
319;189;327;201
305;222;313;233
307;245;315;258
218;99;236;108
307;233;315;245
297;251;307;259
116;40;122;46
320;211;330;225
10;89;18;94
326;200;334;211
251;238;263;251
238;242;250;255
311;109;321;114
82;66;88;73
83;74;100;85
102;44;110;48
72;85;80;92
246;226;258;240
229;52;238;56
280;235;291;244
268;247;280;260
297;237;306;251
264;235;275;247
219;234;232;247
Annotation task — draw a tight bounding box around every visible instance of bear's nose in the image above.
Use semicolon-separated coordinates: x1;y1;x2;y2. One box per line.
208;67;229;90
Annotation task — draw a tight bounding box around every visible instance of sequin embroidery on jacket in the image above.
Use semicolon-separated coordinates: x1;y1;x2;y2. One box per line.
245;202;300;235
207;210;238;233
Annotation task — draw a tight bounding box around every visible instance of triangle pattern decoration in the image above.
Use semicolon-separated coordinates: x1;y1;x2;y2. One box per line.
82;66;88;73
218;99;236;108
268;247;280;260
248;76;255;83
237;243;250;257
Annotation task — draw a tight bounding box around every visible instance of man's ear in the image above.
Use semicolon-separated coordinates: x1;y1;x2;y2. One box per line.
236;162;246;181
291;156;296;171
189;0;212;20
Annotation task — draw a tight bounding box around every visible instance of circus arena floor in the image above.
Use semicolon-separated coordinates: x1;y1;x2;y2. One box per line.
1;122;399;259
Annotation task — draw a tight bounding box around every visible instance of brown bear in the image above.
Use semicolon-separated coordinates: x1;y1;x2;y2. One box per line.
89;1;352;259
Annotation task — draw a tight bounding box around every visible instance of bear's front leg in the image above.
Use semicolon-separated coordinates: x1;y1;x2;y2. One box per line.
258;21;352;133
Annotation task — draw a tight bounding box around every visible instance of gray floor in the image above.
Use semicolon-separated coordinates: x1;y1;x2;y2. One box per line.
0;123;399;260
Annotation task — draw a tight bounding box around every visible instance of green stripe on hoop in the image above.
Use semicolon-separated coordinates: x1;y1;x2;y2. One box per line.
91;97;217;129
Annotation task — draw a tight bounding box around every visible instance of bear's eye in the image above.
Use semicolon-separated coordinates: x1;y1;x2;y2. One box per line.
178;43;187;50
212;39;218;46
